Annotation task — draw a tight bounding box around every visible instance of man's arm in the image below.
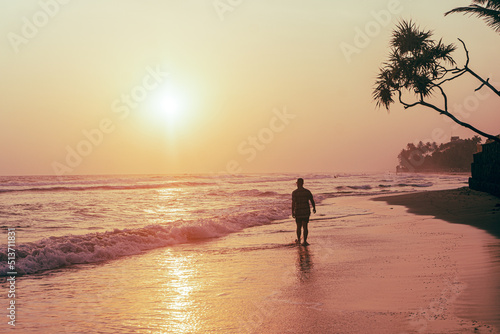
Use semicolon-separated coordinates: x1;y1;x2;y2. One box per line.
310;192;316;214
291;193;296;218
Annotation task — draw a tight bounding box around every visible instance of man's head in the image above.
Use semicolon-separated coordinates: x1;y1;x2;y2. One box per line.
296;178;304;188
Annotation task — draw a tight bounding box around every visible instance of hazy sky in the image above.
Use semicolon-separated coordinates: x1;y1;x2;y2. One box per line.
1;0;499;175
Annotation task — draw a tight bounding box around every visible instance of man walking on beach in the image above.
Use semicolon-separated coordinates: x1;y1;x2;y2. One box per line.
292;178;316;246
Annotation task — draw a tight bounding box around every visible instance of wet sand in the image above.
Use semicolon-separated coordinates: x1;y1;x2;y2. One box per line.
374;187;500;238
256;190;500;333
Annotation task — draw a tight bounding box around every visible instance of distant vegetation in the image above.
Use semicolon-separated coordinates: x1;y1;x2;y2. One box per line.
396;136;482;173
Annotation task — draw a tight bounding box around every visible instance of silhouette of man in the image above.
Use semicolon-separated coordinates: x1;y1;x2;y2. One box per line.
292;178;316;246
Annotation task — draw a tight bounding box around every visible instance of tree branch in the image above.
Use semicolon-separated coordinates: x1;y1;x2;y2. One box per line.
436;85;448;112
465;67;500;96
458;38;470;68
419;100;500;143
435;68;467;86
457;38;500;97
475;78;490;91
398;87;500;143
398;90;420;109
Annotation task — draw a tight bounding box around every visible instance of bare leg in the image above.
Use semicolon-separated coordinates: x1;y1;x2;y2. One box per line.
296;221;302;243
303;223;308;244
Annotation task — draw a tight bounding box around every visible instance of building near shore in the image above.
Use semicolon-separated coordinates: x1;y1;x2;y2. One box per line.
470;136;500;197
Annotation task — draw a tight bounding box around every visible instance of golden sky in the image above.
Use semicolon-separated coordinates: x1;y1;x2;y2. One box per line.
1;0;499;175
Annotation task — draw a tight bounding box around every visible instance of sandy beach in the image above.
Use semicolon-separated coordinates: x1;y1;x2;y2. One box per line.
245;189;499;333
7;185;500;333
374;187;500;238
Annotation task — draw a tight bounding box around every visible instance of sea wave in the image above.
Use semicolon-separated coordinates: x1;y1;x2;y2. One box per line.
396;182;434;188
348;185;372;190
0;181;214;194
0;206;290;276
234;189;282;197
335;182;433;191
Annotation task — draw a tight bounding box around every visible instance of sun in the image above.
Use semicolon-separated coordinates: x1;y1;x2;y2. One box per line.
159;94;182;121
147;87;187;129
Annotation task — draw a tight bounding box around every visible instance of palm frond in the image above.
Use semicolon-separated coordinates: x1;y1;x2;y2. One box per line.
391;20;433;54
373;20;458;110
470;0;500;9
433;39;457;65
445;4;500;32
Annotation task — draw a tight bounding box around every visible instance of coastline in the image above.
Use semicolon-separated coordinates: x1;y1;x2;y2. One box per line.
374;187;500;238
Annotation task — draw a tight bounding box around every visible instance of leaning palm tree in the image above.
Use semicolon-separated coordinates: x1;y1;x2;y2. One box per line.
373;20;500;143
445;0;500;33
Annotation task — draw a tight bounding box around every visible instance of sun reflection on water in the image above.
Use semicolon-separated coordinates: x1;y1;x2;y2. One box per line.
157;251;200;333
148;188;192;221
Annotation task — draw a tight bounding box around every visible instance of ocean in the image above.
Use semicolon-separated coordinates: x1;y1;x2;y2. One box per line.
0;172;469;333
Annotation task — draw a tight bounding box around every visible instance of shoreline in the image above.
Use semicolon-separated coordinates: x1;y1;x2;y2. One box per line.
373;187;500;238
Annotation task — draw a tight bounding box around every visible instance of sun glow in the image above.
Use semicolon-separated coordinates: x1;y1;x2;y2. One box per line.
146;84;191;135
160;95;181;118
154;92;184;124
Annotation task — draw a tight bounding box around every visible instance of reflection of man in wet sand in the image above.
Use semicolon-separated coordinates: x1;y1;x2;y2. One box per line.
297;246;313;277
292;178;316;246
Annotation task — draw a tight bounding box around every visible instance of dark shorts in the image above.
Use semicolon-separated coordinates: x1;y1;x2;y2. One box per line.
295;216;309;227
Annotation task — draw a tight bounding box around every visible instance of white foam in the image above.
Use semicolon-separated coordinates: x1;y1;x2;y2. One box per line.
0;205;290;276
